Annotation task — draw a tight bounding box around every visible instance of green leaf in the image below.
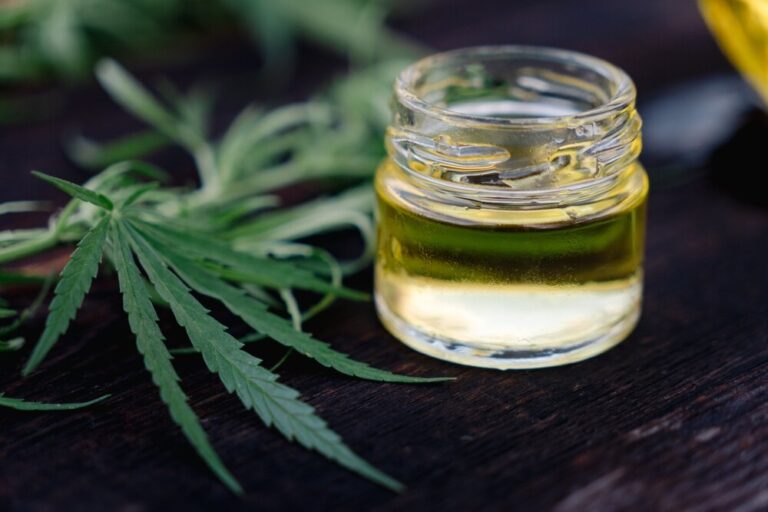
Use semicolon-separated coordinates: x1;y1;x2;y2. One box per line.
121;220;402;492
0;201;51;216
35;2;90;79
211;264;366;301
109;221;242;494
268;0;418;62
0;337;24;351
0;392;109;411
95;60;207;158
226;184;375;274
32;171;113;210
132;218;366;300
23;215;110;375
121;182;159;207
157;81;213;141
132;220;451;384
0;307;16;319
0;229;49;247
225;184;373;241
216;102;329;183
95;160;171;185
187;194;279;229
95;59;181;141
223;0;296;80
67;130;169;169
170;332;266;356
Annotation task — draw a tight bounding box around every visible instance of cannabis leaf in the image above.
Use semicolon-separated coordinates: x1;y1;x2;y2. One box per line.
95;60;201;151
110;219;242;494
68;129;169;170
0;393;109;411
132;219;451;384
131;218;366;300
0;338;24;352
31;171;114;210
0;53;447;494
0;0;416;87
121;220;404;492
23;213;110;375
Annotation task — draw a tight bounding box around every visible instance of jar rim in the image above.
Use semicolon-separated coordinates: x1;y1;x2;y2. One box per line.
395;45;636;128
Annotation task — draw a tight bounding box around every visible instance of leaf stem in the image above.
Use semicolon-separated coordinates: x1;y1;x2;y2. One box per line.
0;230;58;265
192;143;220;197
0;193;84;266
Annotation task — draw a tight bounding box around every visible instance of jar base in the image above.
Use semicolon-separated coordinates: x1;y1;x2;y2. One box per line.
375;292;641;370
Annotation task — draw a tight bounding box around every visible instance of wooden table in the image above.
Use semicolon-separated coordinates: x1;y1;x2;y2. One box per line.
2;1;766;510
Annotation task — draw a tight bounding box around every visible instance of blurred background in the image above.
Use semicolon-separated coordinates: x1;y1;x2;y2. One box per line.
0;0;757;203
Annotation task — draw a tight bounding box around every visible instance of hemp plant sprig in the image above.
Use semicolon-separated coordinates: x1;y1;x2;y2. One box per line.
0;393;109;411
0;0;416;84
0;60;449;493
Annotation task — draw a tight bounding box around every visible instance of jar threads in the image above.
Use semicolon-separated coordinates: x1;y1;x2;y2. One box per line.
374;47;648;369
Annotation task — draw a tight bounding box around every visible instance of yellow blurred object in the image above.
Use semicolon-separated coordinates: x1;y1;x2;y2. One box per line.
700;0;768;104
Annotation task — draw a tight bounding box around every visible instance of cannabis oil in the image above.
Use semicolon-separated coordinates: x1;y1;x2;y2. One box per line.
374;47;648;369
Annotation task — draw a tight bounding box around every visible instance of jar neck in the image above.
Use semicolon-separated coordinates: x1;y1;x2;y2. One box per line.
385;46;642;206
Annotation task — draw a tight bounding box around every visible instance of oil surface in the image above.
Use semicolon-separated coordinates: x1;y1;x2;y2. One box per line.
374;160;648;368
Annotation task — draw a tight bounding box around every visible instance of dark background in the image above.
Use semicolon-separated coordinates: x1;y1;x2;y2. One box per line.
2;1;768;511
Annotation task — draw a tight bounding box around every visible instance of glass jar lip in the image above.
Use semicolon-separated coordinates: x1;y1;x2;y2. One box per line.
395;45;636;127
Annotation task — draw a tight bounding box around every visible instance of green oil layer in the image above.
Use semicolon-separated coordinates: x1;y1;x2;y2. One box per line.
376;197;646;286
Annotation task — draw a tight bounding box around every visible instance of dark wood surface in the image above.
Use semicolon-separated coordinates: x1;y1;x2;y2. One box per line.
3;1;767;511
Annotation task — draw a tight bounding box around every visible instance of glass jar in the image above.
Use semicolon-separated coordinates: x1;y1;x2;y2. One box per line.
374;46;648;370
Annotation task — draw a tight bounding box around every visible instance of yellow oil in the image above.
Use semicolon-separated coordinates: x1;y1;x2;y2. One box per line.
700;0;768;103
374;159;648;369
